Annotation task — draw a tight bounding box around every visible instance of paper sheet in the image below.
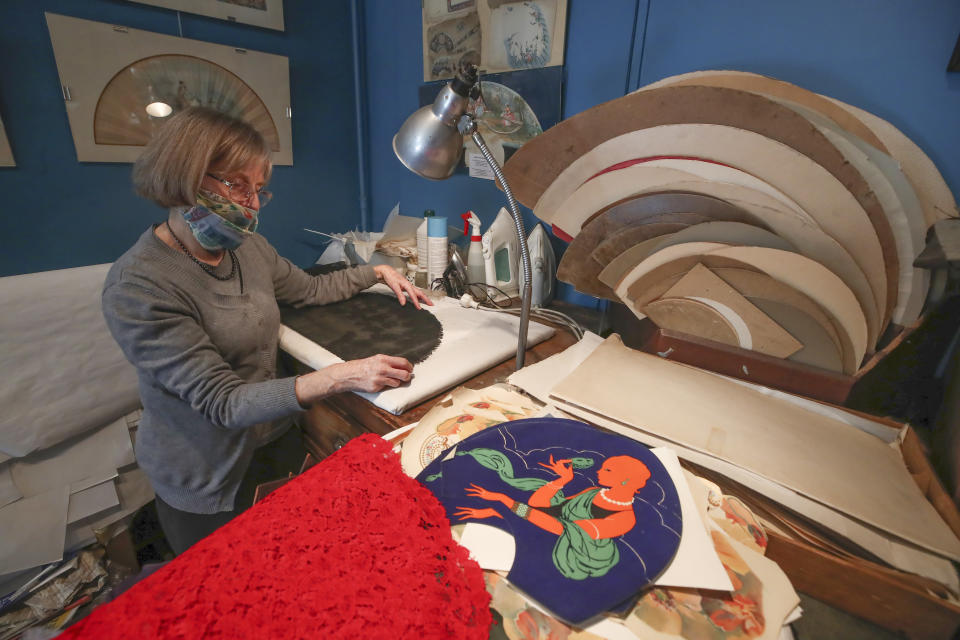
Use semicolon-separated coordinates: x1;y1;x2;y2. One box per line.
10;416;135;498
67;478;120;525
0;486;69;575
64;467;154;552
549;336;960;561
280;286;555;414
508;336;959;588
0;264;140;458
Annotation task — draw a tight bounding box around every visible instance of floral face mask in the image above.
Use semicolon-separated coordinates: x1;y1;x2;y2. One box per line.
182;190;259;251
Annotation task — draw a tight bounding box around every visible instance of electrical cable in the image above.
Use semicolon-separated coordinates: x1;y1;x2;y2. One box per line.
458;291;585;341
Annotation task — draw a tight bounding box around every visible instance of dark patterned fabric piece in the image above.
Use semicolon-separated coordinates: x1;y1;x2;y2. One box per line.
280;292;443;364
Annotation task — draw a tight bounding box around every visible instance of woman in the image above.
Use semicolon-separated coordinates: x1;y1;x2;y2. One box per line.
455;454;652;579
102;107;431;554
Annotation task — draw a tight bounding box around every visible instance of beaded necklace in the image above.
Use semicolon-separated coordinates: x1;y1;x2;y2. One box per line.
165;221;244;291
598;487;634;507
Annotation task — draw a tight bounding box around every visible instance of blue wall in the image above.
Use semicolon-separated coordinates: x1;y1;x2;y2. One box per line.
363;0;960;307
3;0;958;291
0;0;361;276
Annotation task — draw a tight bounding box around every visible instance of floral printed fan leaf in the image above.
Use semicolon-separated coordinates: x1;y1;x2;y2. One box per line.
94;54;279;150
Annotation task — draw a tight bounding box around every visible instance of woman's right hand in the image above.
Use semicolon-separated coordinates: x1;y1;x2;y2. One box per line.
295;354;413;405
539;454;574;482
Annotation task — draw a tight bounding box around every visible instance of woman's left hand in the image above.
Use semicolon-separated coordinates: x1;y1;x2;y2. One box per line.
373;265;433;310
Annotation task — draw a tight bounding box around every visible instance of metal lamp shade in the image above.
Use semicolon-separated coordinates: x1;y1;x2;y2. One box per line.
393;82;472;180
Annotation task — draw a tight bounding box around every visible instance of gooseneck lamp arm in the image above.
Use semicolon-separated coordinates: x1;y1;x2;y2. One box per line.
392;65;532;369
462;119;532;370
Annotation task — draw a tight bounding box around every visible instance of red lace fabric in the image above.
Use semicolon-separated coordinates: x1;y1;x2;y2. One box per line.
58;434;491;639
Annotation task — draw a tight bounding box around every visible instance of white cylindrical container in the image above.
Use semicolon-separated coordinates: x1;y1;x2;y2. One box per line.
426;216;448;286
415;209;434;288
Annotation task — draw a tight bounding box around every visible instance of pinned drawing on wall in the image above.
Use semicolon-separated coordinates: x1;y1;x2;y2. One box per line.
124;0;285;31
421;0;567;81
421;0;482;82
0;115;13;167
45;12;293;165
478;0;567;73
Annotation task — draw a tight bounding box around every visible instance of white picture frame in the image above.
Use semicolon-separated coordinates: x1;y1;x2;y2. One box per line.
125;0;284;31
0;115;13;167
45;12;293;165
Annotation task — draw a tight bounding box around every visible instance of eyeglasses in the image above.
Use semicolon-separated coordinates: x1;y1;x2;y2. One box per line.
205;173;273;207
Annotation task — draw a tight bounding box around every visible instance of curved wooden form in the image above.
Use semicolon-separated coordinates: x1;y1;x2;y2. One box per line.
635;69;888;152
643;298;741;348
500;85;898;332
558;165;879;337
556;191;756;298
615;244;866;371
824;96;959;226
535;125;886;347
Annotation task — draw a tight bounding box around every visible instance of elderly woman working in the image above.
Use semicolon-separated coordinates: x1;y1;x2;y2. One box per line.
102;107;431;554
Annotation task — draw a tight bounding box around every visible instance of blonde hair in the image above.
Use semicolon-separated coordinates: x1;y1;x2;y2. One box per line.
132;107;273;208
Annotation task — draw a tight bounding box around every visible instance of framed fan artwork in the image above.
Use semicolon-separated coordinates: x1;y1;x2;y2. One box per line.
0;115;13;167
125;0;284;31
45;12;293;165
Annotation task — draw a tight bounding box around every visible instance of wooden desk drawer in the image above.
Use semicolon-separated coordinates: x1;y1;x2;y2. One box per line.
301;400;369;459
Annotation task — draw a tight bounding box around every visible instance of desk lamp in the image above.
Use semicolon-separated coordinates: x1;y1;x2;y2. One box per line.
393;65;533;369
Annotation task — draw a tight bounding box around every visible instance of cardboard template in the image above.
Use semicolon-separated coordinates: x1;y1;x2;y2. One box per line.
661;263;804;359
635;69;887;153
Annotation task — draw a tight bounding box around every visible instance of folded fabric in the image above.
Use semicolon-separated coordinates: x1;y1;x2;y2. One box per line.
57;434;491;640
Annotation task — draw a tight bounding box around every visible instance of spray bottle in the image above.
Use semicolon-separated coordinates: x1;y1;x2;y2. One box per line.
461;211;485;286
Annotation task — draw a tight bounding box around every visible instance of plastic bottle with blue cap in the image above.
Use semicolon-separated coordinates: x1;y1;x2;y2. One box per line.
415;209;434;288
426;215;448;286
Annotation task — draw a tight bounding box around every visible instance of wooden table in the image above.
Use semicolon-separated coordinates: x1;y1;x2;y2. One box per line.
287;329;578;459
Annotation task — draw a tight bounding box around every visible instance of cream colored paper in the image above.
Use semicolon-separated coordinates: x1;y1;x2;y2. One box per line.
625;527;800;640
506;337;957;586
549;335;960;561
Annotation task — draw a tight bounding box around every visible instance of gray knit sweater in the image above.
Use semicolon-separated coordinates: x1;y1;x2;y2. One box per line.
102;226;378;514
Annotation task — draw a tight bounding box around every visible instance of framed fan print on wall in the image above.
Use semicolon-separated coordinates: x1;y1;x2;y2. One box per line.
125;0;284;31
45;12;293;165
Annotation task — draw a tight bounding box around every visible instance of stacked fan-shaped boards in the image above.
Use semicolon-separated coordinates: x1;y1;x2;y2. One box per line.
502;70;959;374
